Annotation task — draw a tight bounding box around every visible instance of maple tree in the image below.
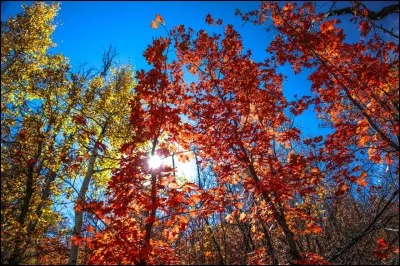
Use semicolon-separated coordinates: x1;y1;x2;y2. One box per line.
237;1;399;263
1;1;399;265
87;11;318;266
86;34;194;265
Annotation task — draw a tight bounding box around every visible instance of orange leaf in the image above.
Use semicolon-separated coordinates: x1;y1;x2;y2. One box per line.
168;181;178;189
151;20;158;29
189;209;197;217
191;194;201;204
179;216;189;231
336;183;349;196
320;21;336;34
236;202;244;209
71;236;84;246
225;214;234;223
393;247;399;254
311;168;319;174
160;178;169;186
310;225;323;234
74;203;83;212
306;223;323;234
155;14;164;23
94;210;103;219
87;226;95;233
356;172;368;187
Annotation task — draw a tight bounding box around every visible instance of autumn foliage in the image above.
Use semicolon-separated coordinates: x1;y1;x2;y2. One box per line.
1;1;399;265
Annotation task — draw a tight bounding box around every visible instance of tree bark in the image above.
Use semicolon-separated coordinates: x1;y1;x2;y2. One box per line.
69;125;106;265
325;3;399;20
68;149;98;265
138;139;159;266
138;172;157;266
8;139;44;265
7;167;34;265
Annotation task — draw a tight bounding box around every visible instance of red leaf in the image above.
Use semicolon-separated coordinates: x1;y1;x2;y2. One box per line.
27;158;37;167
87;226;95;233
71;236;84;246
73;115;87;126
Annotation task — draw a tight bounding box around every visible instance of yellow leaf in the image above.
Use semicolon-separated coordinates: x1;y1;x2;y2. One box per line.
151;20;158;29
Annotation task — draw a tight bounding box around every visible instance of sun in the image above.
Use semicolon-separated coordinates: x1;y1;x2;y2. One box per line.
148;154;163;169
147;152;197;181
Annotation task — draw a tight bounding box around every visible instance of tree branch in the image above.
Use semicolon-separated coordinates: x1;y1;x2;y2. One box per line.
325;3;399;20
328;189;399;262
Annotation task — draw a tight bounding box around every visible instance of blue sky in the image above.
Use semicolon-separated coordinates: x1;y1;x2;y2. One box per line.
2;1;398;138
2;2;265;71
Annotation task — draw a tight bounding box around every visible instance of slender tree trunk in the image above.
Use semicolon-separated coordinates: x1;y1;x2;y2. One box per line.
239;144;302;262
28;171;57;233
204;217;225;265
8;138;44;265
7;167;34;265
69;122;108;265
138;140;159;266
68;148;98;265
261;222;278;265
236;220;253;253
11;171;59;265
138;172;157;266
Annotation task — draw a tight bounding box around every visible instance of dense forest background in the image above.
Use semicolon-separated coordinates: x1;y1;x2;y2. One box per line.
1;1;399;265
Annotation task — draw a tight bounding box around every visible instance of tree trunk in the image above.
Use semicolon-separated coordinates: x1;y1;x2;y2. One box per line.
68;143;101;265
138;140;159;266
138;172;157;266
239;144;302;262
204;217;225;265
261;222;278;265
8;146;41;265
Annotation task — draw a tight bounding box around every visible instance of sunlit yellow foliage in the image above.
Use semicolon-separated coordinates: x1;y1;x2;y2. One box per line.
1;3;72;264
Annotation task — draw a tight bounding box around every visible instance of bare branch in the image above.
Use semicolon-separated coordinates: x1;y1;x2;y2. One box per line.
100;44;117;77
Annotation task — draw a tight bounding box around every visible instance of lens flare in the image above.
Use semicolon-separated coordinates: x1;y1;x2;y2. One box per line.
148;155;163;169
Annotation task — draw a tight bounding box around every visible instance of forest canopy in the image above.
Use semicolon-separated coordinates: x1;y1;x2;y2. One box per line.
1;1;399;265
